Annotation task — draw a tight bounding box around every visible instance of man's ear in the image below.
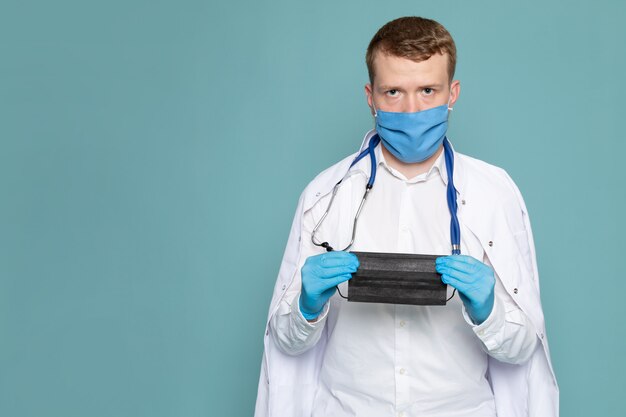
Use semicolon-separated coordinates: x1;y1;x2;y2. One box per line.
365;83;375;116
449;80;461;108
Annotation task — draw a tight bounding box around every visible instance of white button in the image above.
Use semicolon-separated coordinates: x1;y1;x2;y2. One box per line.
281;285;286;290
398;412;405;417
399;320;406;327
399;368;406;375
477;329;485;336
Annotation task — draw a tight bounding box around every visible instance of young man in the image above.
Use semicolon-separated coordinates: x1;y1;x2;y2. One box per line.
255;17;558;417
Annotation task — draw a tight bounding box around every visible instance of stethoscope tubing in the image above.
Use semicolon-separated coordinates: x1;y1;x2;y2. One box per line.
312;134;461;255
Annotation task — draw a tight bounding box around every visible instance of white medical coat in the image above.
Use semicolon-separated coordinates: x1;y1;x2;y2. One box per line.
254;130;559;417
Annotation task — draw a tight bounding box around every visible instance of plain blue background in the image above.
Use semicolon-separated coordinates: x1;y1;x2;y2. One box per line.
1;0;625;416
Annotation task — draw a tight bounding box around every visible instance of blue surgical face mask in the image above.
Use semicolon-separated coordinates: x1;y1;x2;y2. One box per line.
373;96;453;163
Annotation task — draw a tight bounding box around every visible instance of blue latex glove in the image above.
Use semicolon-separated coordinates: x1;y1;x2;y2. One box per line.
299;251;359;320
435;255;495;324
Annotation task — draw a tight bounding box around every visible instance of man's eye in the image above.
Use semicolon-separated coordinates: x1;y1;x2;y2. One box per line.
422;88;434;95
386;89;399;96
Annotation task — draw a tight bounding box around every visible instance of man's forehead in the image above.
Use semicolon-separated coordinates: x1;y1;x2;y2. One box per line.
372;51;450;86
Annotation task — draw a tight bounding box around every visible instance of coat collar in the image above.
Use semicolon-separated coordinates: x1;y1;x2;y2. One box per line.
303;129;468;213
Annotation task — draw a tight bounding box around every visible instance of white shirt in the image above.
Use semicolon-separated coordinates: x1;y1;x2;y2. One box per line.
270;143;538;417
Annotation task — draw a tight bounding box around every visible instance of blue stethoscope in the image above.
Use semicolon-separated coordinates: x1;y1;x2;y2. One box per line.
311;134;461;256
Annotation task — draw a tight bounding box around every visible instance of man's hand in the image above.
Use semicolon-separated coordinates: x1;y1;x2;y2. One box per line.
299;251;359;320
435;255;495;324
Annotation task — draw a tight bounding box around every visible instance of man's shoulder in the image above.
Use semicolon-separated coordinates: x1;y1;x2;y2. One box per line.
457;151;511;182
301;152;358;196
455;151;530;236
456;151;520;202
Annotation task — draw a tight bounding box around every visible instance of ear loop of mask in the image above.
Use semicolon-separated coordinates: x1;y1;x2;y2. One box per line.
445;83;455;112
371;95;378;119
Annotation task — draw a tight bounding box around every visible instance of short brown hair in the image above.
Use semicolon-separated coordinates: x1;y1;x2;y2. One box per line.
366;17;457;84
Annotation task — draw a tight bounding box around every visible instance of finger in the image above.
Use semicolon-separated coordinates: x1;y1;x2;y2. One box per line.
436;254;476;265
435;265;476;283
440;274;472;295
436;255;480;273
436;254;468;262
319;286;336;301
435;255;479;265
317;265;358;278
322;273;353;290
317;252;359;268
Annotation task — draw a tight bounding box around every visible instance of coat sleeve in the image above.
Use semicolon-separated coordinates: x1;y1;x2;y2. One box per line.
255;189;308;417
484;168;559;417
269;192;330;355
461;254;539;365
255;185;330;417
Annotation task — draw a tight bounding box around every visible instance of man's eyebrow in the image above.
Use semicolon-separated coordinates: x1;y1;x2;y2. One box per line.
420;83;445;89
377;85;402;91
377;83;445;90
